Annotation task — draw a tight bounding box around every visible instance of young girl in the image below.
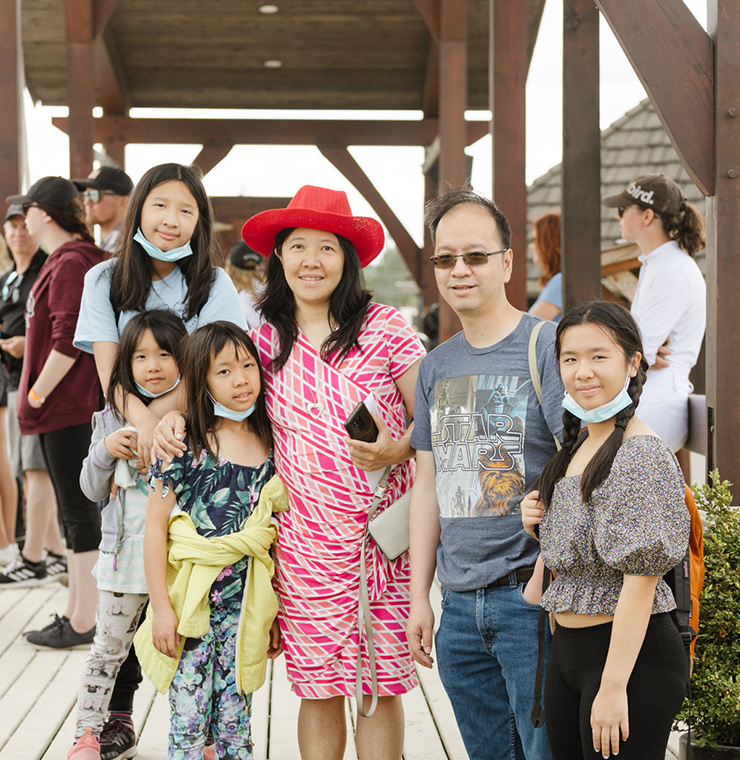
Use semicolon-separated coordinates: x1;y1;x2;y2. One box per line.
69;310;187;760
521;301;690;760
135;322;287;760
74;162;246;467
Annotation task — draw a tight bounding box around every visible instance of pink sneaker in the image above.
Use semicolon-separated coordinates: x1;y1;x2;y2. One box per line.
203;742;215;760
68;728;101;760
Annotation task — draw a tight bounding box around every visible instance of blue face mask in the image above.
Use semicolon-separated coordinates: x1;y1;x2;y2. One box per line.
134;228;193;263
561;370;634;424
135;375;181;400
208;392;256;422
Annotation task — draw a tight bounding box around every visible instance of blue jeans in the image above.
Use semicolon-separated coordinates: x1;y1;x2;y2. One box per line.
436;577;552;760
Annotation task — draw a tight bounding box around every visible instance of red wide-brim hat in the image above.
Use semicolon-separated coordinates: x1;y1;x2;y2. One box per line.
241;185;385;267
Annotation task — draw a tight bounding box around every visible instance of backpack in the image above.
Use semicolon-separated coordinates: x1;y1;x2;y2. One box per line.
665;484;704;663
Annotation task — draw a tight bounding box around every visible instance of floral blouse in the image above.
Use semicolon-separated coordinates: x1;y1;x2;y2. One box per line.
151;439;276;605
539;435;690;616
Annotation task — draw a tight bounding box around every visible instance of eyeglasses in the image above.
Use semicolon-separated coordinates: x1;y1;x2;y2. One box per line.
21;202;39;214
429;249;509;269
82;189;117;203
2;271;24;303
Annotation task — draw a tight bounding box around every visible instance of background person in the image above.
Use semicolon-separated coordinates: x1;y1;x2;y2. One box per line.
0;205;64;582
522;301;689;760
602;174;706;452
73;167;134;253
6;177;104;649
225;239;266;329
528;210;563;323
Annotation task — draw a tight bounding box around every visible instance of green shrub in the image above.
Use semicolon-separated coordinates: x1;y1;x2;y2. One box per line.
676;471;740;747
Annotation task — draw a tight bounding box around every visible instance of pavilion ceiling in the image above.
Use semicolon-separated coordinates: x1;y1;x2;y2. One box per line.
21;0;545;112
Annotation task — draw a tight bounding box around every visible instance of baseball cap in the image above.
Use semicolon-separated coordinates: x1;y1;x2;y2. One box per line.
602;174;687;217
3;204;24;223
229;241;263;270
73;166;134;196
7;176;81;212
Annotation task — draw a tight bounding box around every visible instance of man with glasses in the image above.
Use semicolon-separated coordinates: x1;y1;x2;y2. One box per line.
0;205;68;584
406;188;563;760
73;167;133;252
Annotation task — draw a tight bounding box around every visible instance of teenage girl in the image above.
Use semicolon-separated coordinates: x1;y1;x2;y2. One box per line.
521;301;690;760
69;310;187;760
137;322;287;760
74;162;246;467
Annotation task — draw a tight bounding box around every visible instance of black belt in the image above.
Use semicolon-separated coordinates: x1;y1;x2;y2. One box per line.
489;565;535;588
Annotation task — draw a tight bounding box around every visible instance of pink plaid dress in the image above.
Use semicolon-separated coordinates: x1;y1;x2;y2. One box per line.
252;303;425;699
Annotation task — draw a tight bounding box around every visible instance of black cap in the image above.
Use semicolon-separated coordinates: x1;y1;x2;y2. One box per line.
73;166;134;196
3;204;24;222
229;241;262;270
7;176;81;212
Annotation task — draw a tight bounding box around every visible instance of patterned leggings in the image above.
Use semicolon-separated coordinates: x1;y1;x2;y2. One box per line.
76;590;148;737
168;604;253;760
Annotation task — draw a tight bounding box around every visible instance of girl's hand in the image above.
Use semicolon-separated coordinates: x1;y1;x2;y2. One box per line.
135;417;158;469
152;606;182;658
346;412;402;471
0;335;25;359
104;428;138;460
590;683;629;758
521;490;544;539
153;411;187;463
267;618;283;659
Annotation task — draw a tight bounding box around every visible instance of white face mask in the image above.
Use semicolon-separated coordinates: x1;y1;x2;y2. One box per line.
134;228;193;263
134;375;181;400
561;367;634;424
207;391;256;422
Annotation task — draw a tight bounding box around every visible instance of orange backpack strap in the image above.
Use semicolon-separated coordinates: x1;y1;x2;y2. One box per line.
684;484;705;658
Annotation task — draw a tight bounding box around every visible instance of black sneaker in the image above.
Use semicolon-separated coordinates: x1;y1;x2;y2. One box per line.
24;618;95;650
24;613;69;640
45;551;68;585
0;555;49;587
100;718;137;760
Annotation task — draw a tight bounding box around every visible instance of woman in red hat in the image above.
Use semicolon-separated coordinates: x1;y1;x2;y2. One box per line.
158;185;426;758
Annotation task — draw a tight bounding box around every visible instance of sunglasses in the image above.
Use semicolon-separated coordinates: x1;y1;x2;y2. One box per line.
2;271;24;303
82;189;117;203
21;202;39;214
429;249;508;269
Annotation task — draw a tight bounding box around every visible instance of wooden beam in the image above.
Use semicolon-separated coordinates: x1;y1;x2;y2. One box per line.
211;197;292;226
414;0;440;40
65;0;95;177
596;0;715;195
0;0;20;205
705;0;740;485
491;0;528;311
192;144;233;177
317;145;421;279
561;0;601;306
423;42;440;116
93;0;119;38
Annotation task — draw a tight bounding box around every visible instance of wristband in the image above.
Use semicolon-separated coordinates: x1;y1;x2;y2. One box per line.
29;388;46;405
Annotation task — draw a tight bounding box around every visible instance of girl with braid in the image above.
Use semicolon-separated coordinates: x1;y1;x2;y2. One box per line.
521;301;689;760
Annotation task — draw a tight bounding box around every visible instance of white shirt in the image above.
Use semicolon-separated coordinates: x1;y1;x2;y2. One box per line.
631;240;705;379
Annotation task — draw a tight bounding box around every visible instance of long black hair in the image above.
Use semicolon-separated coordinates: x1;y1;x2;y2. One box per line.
257;227;372;372
181;321;272;461
37;201;94;244
108;309;188;422
109;163;218;321
533;300;649;507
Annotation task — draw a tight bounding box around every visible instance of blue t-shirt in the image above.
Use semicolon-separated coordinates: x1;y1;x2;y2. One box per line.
528;272;562;323
74;259;246;352
410;313;564;592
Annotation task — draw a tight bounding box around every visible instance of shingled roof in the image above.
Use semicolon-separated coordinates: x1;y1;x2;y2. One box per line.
526;98;706;297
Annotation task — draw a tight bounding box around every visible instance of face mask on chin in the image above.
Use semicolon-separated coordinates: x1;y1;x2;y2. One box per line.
134;228;193;263
208;391;256;422
561;367;634;424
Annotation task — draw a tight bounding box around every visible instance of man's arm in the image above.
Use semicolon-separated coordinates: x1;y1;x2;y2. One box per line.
406;449;442;669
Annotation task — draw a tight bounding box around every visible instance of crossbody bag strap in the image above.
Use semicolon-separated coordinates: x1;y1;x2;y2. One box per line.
355;465;392;719
528;320;561;452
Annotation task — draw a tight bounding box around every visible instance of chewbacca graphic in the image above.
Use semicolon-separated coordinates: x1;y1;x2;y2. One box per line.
472;443;525;516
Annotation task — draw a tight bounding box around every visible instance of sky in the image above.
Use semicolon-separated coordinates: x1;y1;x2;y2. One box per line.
21;0;708;249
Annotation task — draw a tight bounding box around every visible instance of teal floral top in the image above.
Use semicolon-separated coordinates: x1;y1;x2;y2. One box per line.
151;438;276;605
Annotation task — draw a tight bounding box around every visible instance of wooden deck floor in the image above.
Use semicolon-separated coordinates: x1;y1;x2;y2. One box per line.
0;582;467;760
0;581;684;759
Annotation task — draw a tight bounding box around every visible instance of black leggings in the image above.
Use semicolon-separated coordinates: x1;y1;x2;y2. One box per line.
40;423;101;553
544;613;688;760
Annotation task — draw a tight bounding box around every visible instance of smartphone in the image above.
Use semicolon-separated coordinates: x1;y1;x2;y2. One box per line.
344;402;379;443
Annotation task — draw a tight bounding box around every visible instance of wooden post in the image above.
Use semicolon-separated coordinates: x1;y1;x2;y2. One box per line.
706;0;740;486
0;0;21;203
491;0;528;310
437;0;467;340
562;0;601;306
65;0;95;178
